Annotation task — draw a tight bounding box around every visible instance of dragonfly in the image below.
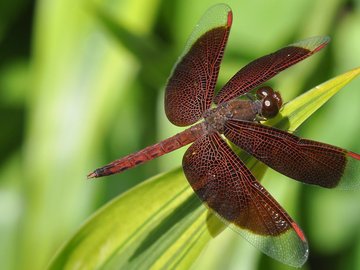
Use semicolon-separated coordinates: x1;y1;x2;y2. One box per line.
88;4;360;267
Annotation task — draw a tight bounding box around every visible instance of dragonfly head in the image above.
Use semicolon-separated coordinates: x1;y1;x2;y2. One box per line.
256;86;283;119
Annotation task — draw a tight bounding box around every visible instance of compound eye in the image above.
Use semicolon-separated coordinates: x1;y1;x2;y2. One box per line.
256;86;274;99
261;96;280;118
273;91;283;109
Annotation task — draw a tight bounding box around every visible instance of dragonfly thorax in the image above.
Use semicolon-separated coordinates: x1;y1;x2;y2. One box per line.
203;99;259;133
203;86;283;134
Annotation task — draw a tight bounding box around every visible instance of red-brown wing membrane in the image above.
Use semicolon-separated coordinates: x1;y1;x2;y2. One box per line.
165;4;232;126
224;120;360;189
183;133;308;267
214;36;330;104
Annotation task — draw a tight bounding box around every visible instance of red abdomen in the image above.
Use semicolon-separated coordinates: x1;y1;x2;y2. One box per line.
88;123;206;178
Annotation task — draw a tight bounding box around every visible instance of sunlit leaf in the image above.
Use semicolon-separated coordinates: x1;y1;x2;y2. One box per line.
266;67;360;131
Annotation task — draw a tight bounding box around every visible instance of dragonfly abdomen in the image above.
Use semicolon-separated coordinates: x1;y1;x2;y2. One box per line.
88;122;206;178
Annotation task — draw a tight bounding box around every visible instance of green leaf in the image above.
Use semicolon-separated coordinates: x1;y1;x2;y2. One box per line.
48;169;210;270
48;67;360;269
266;67;360;131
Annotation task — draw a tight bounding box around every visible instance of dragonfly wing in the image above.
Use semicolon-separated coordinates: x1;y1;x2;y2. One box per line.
183;132;308;267
224;119;360;189
214;36;330;104
165;4;232;126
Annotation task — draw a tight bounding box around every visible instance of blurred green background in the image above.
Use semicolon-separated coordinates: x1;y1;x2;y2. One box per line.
0;0;359;269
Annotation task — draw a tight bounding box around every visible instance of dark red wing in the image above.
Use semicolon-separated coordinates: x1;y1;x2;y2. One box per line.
214;36;330;104
165;4;232;126
183;132;308;267
224;120;360;189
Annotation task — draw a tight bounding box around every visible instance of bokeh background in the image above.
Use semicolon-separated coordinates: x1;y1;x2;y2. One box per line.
1;0;360;269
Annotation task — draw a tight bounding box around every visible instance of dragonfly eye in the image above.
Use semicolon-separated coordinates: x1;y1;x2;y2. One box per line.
261;96;279;118
256;86;283;119
256;86;274;99
273;91;283;108
261;95;282;118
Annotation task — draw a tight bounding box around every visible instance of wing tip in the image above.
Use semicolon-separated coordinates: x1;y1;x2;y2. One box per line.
291;222;307;243
227;10;233;27
313;35;331;52
290;222;309;267
348;151;360;161
291;35;331;53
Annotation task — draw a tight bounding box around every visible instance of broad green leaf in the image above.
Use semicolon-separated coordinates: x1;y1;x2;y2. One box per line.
48;169;208;270
266;66;360;131
48;67;360;269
